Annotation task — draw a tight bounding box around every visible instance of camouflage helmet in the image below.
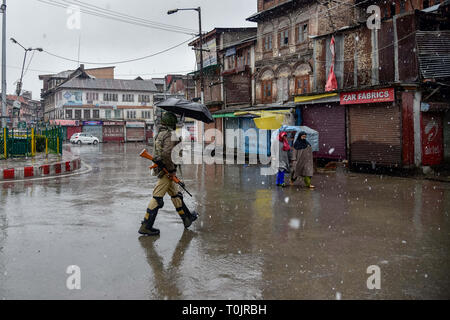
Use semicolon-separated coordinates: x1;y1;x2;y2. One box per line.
161;111;177;129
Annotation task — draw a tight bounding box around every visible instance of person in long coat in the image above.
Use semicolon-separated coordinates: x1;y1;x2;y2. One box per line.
290;131;315;189
271;131;291;187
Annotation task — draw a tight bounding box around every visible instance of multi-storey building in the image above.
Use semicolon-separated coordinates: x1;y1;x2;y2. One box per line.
188;27;257;146
244;0;450;169
39;65;157;143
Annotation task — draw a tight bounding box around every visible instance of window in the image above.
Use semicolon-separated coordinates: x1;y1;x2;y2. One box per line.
65;109;72;119
264;34;272;51
138;95;150;103
75;110;82;119
297;23;308;43
142;111;151;118
122;94;135;102
227;55;236;69
93;110;99;119
279;29;289;47
295;75;310;94
84;110;91;119
400;0;406;13
237;49;249;68
127;110;136;119
105;110;111;119
262;80;272;103
114;110;121;118
103;93;118;102
86;92;99;102
390;3;396;16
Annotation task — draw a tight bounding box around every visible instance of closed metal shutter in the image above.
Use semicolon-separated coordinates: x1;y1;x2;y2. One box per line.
67;126;82;140
82;125;103;142
349;103;401;166
126;127;145;141
103;125;124;143
302;103;346;159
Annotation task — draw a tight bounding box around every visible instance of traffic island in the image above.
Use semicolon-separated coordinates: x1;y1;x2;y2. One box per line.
0;150;82;181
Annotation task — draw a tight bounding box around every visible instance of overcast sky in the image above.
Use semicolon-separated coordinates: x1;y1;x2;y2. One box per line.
5;0;257;100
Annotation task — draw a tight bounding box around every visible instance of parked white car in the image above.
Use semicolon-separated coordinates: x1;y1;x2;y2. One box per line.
70;132;99;145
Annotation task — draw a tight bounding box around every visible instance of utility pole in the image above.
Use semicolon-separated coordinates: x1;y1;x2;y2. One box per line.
10;38;42;127
197;7;205;152
1;0;6;128
197;7;204;106
167;7;205;149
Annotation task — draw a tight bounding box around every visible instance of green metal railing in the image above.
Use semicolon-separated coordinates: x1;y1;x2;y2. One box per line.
0;125;63;159
36;126;63;155
0;128;6;159
8;128;33;157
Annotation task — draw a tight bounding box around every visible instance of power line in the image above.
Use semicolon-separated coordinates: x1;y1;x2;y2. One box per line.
43;36;195;65
63;0;198;34
22;50;36;78
36;0;197;35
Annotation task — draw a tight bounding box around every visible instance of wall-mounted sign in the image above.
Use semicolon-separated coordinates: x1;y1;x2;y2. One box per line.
50;119;80;126
103;121;124;126
195;38;217;69
82;121;103;126
63;91;83;106
13;100;21;109
126;121;145;128
340;88;394;105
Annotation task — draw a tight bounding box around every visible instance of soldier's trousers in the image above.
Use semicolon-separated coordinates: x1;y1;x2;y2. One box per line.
146;174;185;217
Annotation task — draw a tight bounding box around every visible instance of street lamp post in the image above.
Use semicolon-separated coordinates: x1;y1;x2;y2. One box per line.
168;7;205;149
167;7;204;104
1;0;6;129
10;37;42;126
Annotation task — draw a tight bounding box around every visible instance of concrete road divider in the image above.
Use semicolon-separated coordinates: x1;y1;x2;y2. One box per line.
0;158;82;180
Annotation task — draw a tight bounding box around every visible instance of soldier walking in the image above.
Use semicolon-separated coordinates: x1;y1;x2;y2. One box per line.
139;111;198;236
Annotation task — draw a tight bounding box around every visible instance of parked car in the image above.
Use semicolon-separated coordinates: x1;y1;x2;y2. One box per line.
70;132;99;145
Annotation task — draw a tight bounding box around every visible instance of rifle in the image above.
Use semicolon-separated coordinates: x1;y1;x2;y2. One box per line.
139;149;192;197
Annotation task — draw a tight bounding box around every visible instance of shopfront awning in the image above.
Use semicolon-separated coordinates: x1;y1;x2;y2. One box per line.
213;112;236;118
294;93;339;104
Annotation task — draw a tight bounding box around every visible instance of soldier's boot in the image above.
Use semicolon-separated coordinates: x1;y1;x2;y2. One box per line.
139;197;164;236
138;208;160;236
172;193;198;229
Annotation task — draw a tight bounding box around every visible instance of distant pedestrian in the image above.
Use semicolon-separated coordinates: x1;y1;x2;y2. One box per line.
290;131;315;189
272;131;291;187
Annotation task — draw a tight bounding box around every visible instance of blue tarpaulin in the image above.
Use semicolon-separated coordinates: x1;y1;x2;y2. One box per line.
271;125;319;152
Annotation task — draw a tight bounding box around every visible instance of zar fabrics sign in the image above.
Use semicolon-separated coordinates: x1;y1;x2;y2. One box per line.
340;88;394;105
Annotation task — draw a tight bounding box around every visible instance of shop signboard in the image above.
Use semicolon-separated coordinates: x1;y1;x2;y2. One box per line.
340;88;394;105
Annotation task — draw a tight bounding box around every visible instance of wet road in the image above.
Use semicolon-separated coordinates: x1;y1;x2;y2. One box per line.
0;143;449;299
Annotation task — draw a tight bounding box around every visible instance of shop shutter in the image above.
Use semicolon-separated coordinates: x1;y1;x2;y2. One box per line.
302;104;346;159
349;103;401;166
82;125;103;142
126;127;145;141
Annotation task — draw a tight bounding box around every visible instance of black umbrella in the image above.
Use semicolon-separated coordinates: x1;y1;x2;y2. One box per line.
156;98;214;124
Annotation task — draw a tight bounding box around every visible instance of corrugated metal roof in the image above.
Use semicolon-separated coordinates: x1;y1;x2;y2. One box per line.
416;31;450;79
60;78;158;92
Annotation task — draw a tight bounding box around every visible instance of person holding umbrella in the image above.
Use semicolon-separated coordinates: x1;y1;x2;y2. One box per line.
139;111;198;236
290;131;315;189
272;130;291;187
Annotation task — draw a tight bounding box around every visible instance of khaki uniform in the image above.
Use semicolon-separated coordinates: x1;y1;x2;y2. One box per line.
146;126;185;217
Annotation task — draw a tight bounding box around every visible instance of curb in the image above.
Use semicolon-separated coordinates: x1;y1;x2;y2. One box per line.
0;158;82;181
